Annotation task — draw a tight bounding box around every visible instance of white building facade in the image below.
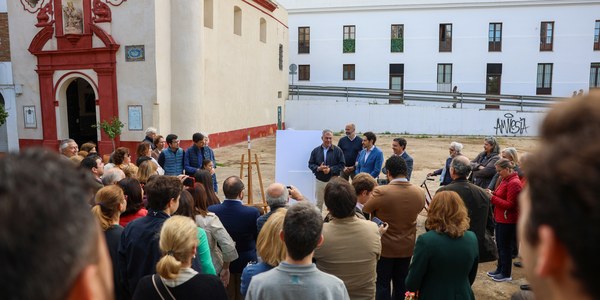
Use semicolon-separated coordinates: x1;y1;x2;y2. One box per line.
7;0;288;154
282;0;600;98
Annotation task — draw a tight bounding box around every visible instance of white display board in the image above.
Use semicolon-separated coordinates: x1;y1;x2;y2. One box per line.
275;130;323;204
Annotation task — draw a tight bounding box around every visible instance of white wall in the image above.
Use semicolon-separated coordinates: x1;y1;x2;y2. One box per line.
285;100;546;136
286;1;600;97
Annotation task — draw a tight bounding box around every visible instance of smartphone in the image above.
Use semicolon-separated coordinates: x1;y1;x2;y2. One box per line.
371;217;385;227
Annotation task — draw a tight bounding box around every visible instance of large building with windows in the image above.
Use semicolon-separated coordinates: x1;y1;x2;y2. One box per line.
281;0;600;97
6;0;288;153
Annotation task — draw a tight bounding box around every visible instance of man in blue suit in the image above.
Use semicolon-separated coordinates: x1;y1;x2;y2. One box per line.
355;131;384;179
208;176;260;300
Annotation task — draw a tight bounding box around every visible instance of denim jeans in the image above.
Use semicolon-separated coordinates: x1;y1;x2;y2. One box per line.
376;256;411;300
496;223;516;277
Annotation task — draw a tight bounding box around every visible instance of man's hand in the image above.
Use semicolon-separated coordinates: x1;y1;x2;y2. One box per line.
220;269;230;287
177;174;189;182
323;166;331;175
378;223;389;236
318;162;326;172
288;185;304;201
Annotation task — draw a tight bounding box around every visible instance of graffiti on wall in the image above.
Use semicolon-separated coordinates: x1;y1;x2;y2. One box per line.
494;113;529;135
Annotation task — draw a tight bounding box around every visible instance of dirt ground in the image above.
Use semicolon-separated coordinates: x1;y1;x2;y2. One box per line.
213;134;539;300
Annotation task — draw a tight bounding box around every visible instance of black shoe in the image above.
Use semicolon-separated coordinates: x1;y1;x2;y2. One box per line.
513;261;523;268
520;284;531;291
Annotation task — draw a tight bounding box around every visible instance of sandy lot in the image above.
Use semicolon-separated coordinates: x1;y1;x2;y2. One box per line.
213;134;539;300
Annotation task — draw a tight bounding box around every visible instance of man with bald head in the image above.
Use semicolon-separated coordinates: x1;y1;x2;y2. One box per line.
438;155;495;262
257;183;305;233
338;123;363;180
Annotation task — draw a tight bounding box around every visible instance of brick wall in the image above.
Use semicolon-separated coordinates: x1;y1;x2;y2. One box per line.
0;13;10;62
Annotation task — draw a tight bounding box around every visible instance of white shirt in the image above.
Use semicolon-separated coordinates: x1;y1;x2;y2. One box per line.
364;145;375;162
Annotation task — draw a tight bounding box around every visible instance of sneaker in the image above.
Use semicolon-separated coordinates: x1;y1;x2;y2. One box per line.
492;274;512;282
513;261;523;268
486;270;501;277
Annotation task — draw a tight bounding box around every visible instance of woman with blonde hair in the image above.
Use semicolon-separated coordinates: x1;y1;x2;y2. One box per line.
133;216;227;299
91;185;127;300
240;209;287;296
136;160;158;185
405;191;478;300
488;147;523;191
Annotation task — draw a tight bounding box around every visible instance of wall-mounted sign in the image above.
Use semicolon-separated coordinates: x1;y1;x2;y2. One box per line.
23;106;37;128
128;105;143;131
125;45;145;62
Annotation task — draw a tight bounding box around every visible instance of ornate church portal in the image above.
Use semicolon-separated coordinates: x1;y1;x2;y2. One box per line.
22;0;123;154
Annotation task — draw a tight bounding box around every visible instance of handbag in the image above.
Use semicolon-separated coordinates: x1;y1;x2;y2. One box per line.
479;230;499;263
152;274;176;300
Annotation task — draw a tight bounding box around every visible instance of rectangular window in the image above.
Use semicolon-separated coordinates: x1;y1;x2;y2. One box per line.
537;63;553;95
343;25;356;53
591;63;600;89
278;44;283;71
439;24;452;52
389;64;404;104
540;21;554;51
299;65;310;81
594;20;600;50
488;23;502;52
343;64;355;80
391;24;404;53
298;27;310;54
437;63;452;92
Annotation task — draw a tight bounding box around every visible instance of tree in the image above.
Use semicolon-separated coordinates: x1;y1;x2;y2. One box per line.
0;104;8;127
92;116;124;151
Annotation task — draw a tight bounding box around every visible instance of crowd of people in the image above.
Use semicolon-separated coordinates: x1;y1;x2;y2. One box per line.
2;92;600;300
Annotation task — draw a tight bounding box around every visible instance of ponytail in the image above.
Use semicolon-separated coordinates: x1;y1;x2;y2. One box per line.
91;185;125;231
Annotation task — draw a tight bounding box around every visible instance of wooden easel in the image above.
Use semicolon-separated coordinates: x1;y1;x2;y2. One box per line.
239;135;266;212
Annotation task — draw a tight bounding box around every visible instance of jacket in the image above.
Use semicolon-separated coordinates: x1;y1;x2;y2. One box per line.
158;148;184;176
355;146;384;178
491;172;522;224
308;144;345;182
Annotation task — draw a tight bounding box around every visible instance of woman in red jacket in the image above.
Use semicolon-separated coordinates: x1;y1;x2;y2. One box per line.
485;158;522;282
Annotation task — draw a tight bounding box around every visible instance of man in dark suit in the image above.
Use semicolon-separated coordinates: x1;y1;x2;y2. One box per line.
209;176;260;300
356;131;384;179
438;155;495;262
363;156;425;300
381;137;414;182
308;129;345;211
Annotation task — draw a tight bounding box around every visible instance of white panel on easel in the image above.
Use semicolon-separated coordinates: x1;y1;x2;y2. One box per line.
275;130;323;204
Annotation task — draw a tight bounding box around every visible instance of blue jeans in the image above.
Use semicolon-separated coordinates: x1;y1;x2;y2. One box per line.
376;256;411;300
496;223;516;277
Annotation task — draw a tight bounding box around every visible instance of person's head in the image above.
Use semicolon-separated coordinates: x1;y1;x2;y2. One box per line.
449;141;463;157
145;176;182;214
425;191;470;238
174;189;195;219
188;183;210;216
495;158;515;179
145;127;157;139
154;135;166;151
192;132;205;147
282;202;323;261
519;93;600;299
203;135;210;146
117;177;144;216
501;147;520;165
156;216;198;279
91;185;126;231
136;160;158;184
80;142;97;154
70;154;84;166
136;142;151;159
266;183;289;209
352;172;377;205
362;131;377;148
344;123;356;137
483;136;500;154
112;147;131;165
450;155;472;180
60;139;79;158
166;134;180;151
193;169;220;205
325;177;357;219
384;155;407;179
257;209;287;267
0;149;112;300
392;137;407;155
223;176;244;200
321;129;333;148
202;159;213;170
102;167;126;186
81;154;105;177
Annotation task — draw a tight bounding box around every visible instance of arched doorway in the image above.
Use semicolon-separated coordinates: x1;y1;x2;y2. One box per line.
0;93;7;152
66;78;97;146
